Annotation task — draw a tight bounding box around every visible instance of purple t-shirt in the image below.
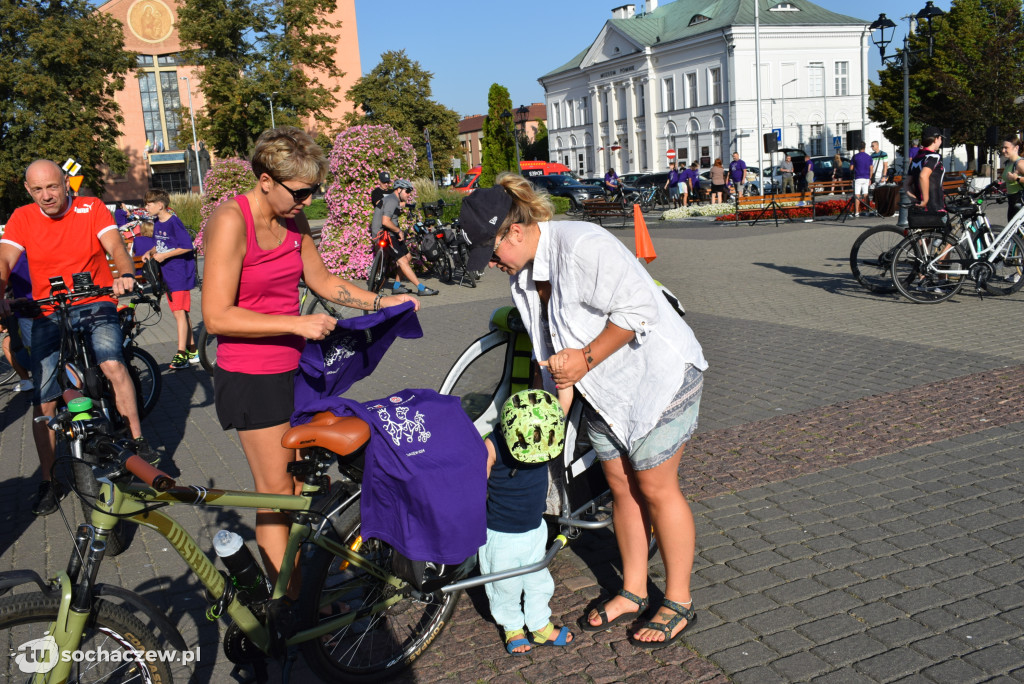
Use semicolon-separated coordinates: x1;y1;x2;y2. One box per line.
152;214;196;293
852;151;873;180
729;159;747;182
9;251;32;301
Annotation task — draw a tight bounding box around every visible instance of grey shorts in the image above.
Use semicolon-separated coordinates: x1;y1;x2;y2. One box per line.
586;364;703;471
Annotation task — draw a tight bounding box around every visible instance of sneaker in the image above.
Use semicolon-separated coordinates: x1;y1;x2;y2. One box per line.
188;349;201;365
169;352;189;370
32;480;65;516
391;284;410;295
134;436;160;466
13;379;33;392
416;286;439;296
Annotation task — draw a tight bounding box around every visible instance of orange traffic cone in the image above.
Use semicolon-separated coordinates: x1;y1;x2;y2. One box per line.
633;204;657;264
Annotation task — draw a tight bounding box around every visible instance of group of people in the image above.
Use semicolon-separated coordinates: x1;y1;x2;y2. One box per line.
663;162;702;207
1;126;708;657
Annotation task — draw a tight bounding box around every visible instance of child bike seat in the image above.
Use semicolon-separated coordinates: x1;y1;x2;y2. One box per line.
281;412;370;455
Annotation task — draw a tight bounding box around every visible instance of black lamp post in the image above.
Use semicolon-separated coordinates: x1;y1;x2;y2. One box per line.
869;1;944;226
501;109;521;170
515;104;530;160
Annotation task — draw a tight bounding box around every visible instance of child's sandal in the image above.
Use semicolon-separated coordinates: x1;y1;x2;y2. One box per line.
629;598;696;649
505;629;531;655
531;622;573;647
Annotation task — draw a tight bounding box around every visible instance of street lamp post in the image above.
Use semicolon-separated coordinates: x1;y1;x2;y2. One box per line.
180;75;204;194
515;104;530;161
870;1;944;226
269;91;277;129
780;78;798;149
501;109;521;170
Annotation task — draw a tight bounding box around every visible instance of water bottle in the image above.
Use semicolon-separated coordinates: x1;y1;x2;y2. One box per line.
213;530;270;603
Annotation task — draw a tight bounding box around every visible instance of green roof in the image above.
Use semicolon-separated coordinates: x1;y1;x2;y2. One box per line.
543;0;867;78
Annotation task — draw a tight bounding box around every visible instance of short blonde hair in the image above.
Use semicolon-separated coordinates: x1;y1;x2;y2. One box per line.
138;220;154;238
251;127;328;184
494;172;554;234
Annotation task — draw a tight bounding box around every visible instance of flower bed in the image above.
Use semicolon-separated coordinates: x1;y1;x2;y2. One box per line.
714;199;865;222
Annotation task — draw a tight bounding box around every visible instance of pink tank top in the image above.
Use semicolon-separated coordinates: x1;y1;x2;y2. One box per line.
215;195;305;374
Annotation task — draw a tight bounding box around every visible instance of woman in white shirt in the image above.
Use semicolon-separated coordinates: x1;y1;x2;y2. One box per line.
459;173;709;649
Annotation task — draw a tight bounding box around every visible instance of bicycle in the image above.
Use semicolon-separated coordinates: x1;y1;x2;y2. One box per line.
412;203;455;284
890;189;1024;303
0;305;645;683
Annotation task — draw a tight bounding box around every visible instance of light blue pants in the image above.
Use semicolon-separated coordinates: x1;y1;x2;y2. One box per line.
479;521;554;633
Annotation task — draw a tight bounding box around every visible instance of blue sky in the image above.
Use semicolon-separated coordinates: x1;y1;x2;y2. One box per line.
353;0;951;118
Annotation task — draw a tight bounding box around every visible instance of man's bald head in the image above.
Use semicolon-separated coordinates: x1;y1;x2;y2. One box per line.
24;159;69;217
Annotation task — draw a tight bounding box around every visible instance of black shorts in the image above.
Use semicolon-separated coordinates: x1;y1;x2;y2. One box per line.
388;234;410;260
214;366;296;431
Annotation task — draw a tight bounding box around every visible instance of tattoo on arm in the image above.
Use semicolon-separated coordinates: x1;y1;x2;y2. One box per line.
330;283;363;308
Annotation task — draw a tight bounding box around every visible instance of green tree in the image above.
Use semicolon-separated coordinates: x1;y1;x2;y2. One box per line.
176;0;344;157
0;0;135;217
479;84;517;188
345;50;460;179
868;0;1024;165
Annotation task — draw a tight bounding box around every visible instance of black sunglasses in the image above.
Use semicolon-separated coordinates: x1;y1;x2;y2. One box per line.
275;178;320;203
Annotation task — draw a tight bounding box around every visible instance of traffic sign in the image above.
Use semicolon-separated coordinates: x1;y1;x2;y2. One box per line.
833;136;841;150
772;128;781;142
666;149;676;160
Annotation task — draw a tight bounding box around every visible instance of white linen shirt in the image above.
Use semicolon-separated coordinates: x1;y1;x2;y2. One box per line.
510;220;708;451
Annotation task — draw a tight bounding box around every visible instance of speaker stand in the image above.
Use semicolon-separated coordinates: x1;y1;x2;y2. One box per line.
748;152;792;227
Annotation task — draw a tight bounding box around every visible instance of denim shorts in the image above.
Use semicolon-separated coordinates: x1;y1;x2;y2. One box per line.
31;302;125;405
586;364;703;472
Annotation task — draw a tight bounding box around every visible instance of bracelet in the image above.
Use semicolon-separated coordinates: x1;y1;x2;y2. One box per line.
373;293;384;311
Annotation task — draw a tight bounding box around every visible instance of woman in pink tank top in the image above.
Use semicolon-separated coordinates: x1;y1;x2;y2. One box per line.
201;127;418;595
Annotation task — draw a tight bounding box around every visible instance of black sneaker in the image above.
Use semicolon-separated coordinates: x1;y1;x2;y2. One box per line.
169;352;189;370
134;436;160;466
416;286;438;296
32;480;65;516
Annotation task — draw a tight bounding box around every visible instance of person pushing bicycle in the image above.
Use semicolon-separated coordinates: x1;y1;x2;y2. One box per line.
370;179;438;296
0;159;155;516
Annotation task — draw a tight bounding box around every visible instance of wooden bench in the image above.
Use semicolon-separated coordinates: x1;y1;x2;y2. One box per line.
736;192;806;210
581;198;630;226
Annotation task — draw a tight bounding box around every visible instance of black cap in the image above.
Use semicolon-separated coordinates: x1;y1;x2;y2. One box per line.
378;171;391;184
460;187;513;271
921;126;943;140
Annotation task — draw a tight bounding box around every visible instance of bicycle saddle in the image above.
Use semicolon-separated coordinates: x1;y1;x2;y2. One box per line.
281;412;370;456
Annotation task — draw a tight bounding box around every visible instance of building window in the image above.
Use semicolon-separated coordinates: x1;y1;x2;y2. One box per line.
159;71;182;147
809;61;824;97
835;61;848;96
769;2;800;10
618;87;627;120
689;14;711;25
810;124;823;156
602;91;609;122
138;72;163;149
567;99;574;127
835;122;849;150
580;96;589;124
552;102;560;129
687;73;698;108
662;77;675;112
637;83;645;117
709;68;722;105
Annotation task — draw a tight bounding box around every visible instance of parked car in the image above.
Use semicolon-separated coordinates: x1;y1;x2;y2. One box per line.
620;172;647;185
528;175;601;211
806;156;851;183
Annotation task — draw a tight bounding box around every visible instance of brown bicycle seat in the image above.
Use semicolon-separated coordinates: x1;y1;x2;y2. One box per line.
281;412;370;455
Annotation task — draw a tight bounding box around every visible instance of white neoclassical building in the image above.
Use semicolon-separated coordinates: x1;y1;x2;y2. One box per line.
540;0;888;176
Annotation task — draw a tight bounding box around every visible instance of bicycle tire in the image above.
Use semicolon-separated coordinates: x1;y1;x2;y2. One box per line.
891;231;968;303
985;232;1024;296
303;291;361;321
69;445;135;557
197;323;216;376
126;347;161;418
433;250;454;285
0;332;17;385
300;501;461;683
0;593;172;683
366;250;387;294
849;225;904;294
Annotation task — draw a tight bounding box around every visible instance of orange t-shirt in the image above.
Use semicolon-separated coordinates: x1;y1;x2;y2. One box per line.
1;196;119;312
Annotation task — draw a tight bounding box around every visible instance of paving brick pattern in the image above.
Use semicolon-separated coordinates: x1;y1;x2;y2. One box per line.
1;215;1023;682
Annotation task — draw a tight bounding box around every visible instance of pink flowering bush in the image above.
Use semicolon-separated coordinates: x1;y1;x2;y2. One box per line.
321;125;416;279
193;158;254;254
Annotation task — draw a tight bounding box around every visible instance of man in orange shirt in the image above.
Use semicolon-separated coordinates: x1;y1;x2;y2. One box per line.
0;160;153;515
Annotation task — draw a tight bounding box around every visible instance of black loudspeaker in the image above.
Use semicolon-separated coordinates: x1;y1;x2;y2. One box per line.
986;126;1000;146
763;132;778;153
846;129;863;151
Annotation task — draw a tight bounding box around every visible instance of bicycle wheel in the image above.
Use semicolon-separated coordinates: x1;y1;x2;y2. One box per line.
303;291;360;321
196;323;216;376
300;502;461;682
433;251;454;285
126;347;161;418
0;593;172;683
366;250;386;294
891;231;968;303
849;225;904;294
985;232;1024;296
0;332;17;385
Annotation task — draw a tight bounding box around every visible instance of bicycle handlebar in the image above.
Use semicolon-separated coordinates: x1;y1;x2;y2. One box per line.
7;282;160;318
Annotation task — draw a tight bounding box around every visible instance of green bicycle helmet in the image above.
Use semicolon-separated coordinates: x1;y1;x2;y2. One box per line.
500;389;566;464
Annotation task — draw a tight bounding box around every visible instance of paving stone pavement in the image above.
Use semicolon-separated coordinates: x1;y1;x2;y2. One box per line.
1;213;1022;683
